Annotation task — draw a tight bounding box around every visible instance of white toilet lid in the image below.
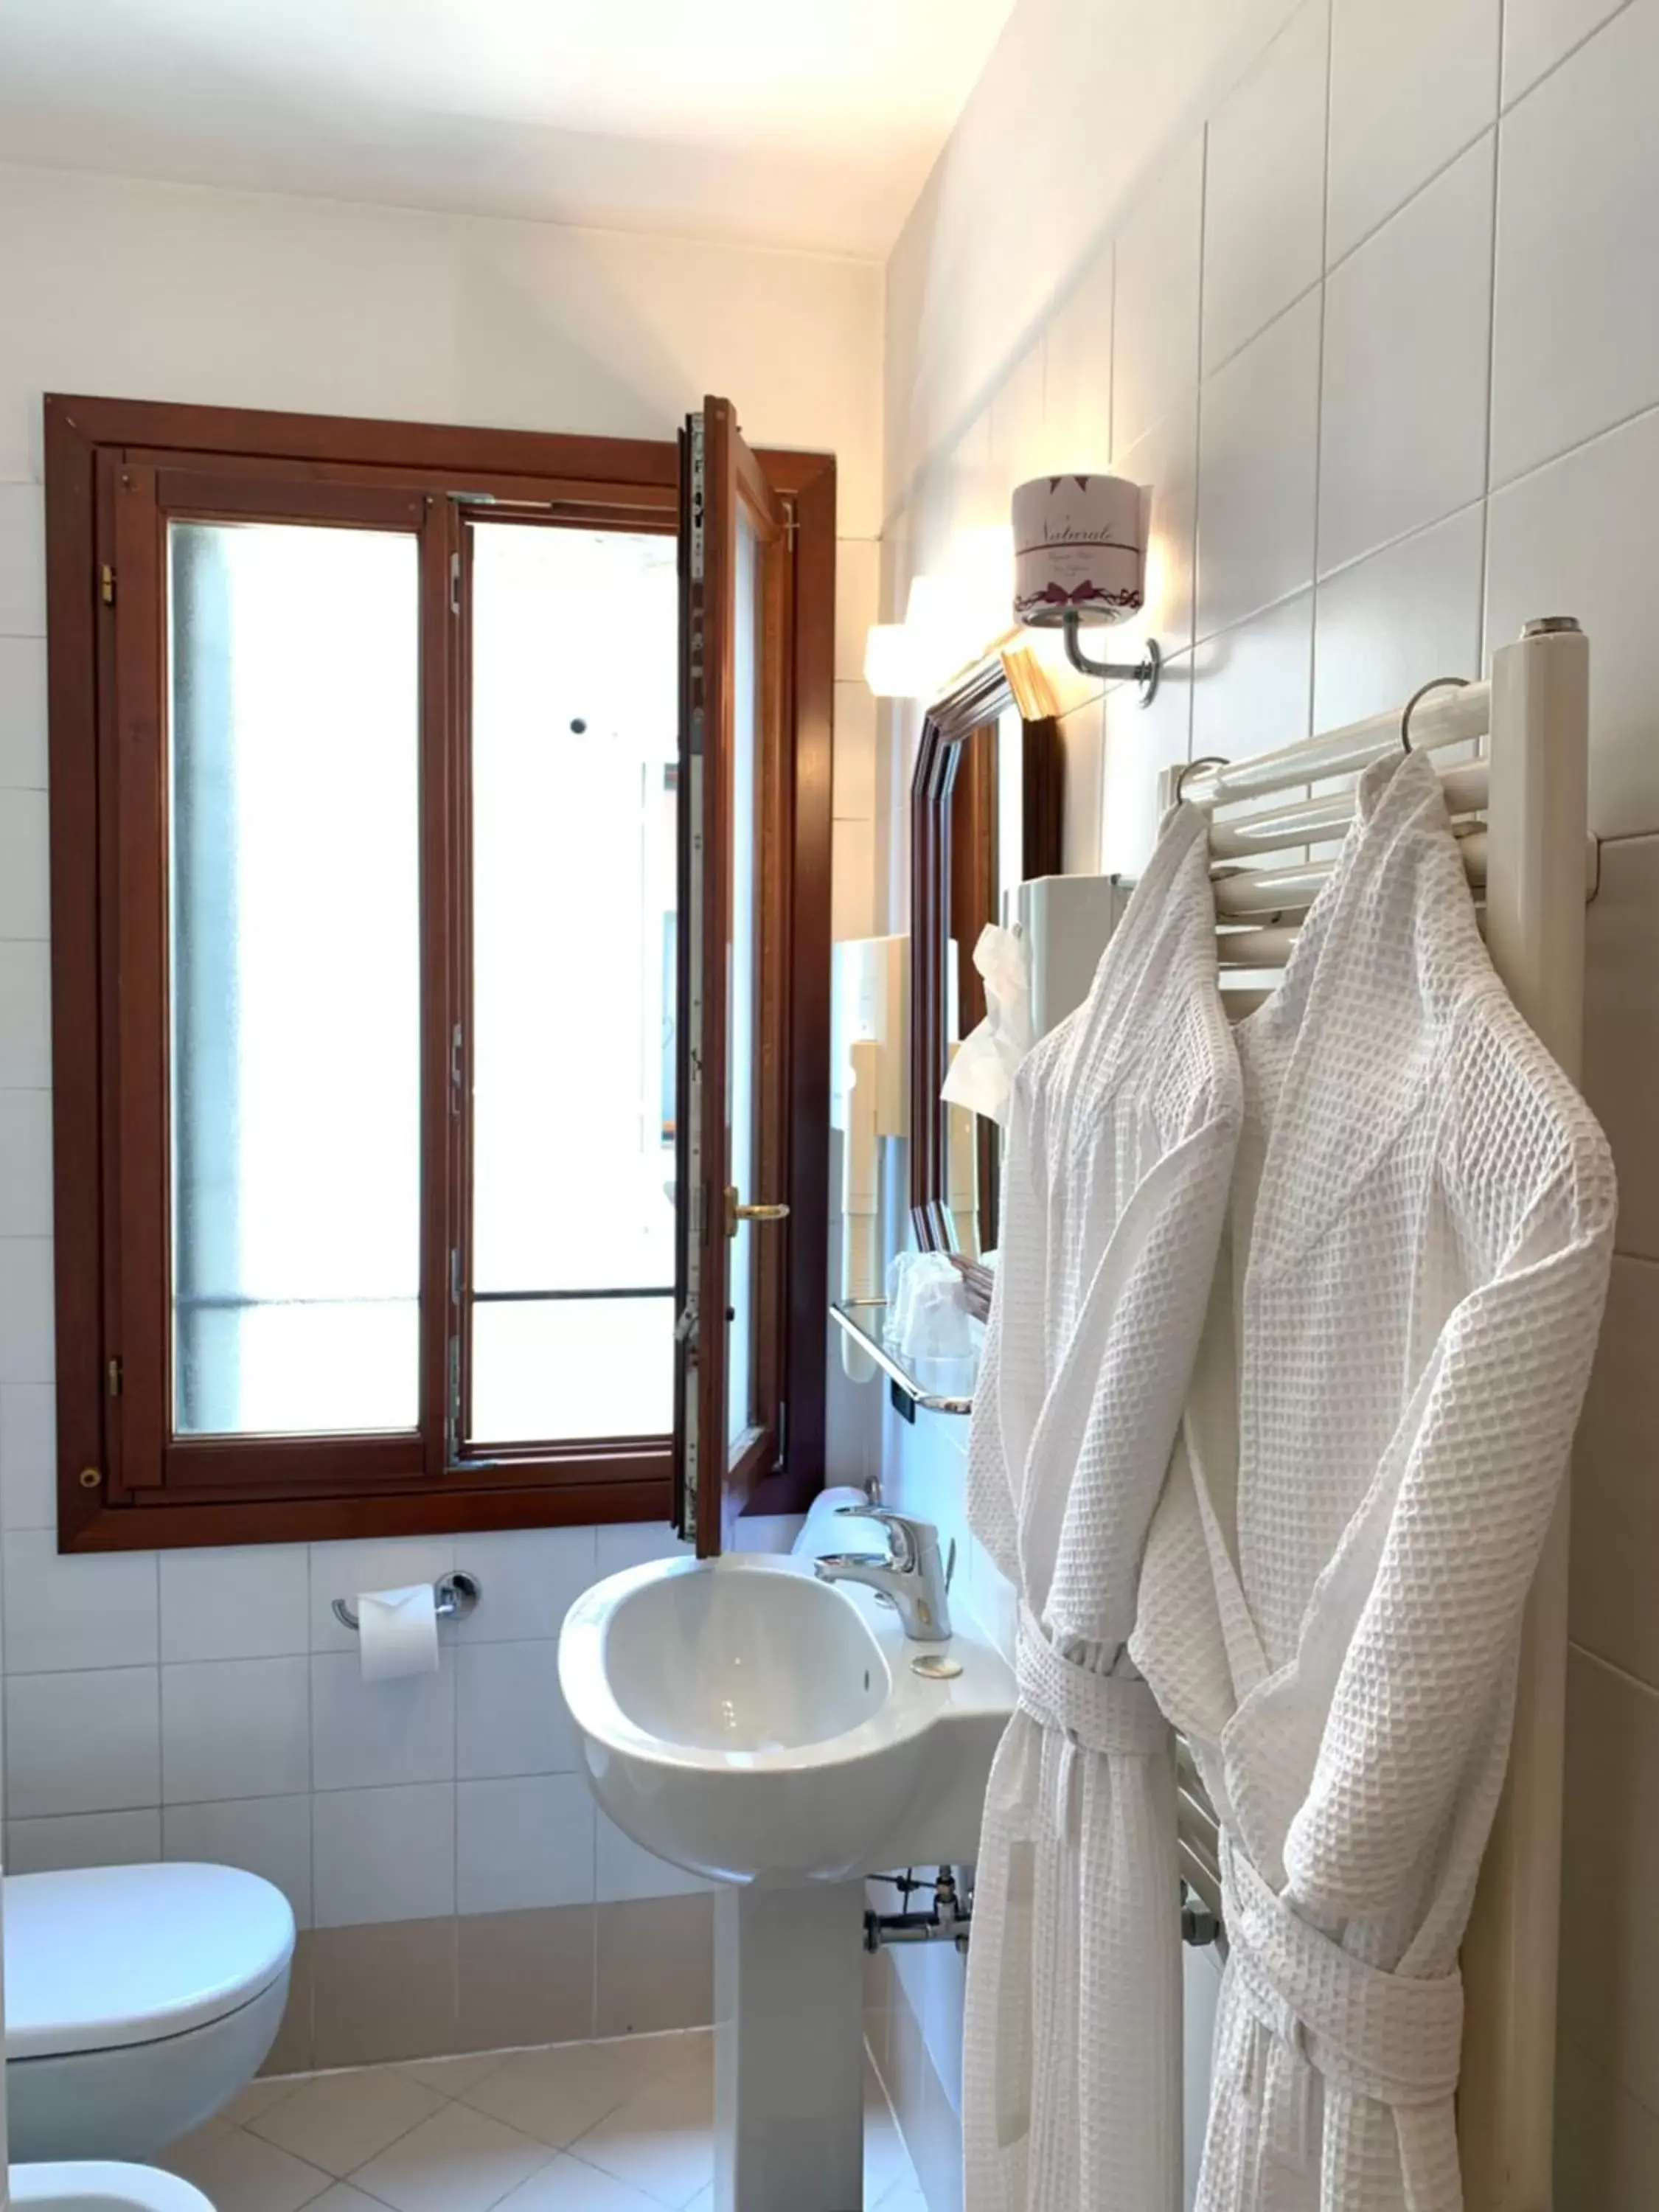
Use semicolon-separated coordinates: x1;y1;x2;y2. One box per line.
5;1864;296;2060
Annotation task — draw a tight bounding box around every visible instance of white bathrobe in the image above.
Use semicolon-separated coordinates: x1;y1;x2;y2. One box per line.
963;801;1242;2212
1133;749;1616;2212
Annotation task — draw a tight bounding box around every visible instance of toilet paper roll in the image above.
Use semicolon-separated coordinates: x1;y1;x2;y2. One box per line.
356;1583;440;1683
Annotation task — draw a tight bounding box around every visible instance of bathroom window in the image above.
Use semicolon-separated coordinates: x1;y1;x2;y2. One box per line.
44;397;834;1550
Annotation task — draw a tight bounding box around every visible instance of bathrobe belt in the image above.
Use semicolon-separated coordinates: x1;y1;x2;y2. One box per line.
1015;1605;1168;1757
1220;1834;1464;2110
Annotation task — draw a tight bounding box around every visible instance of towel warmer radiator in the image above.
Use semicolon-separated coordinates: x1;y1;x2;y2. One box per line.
1158;615;1595;2212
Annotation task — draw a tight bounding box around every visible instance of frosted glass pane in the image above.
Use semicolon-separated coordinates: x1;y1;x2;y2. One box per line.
471;1298;673;1443
467;523;678;1444
168;520;421;1436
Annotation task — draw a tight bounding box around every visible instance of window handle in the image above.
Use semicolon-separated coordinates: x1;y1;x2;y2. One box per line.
725;1186;790;1237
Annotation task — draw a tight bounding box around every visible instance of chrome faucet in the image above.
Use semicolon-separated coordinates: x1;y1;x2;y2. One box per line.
814;1506;953;1642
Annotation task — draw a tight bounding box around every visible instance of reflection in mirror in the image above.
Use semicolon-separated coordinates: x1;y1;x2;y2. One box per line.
908;647;1063;1262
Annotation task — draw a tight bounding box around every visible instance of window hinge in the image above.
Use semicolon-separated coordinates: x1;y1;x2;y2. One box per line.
450;1247;462;1307
449;1022;464;1113
100;563;115;607
783;509;798;552
449;552;462;616
106;1355;122;1398
775;1398;787;1470
447;1337;461;1443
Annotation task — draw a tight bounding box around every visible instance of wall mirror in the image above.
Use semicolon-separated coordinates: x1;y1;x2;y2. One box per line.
908;646;1063;1258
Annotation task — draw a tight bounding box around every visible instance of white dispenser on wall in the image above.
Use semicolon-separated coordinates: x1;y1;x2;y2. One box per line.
830;935;908;1381
1009;874;1132;1040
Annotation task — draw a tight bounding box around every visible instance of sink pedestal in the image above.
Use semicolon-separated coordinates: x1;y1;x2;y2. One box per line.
713;1882;866;2212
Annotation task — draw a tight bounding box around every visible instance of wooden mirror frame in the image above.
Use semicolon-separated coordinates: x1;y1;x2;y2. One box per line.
909;646;1064;1253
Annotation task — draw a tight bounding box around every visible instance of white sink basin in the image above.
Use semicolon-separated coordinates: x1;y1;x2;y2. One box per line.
559;1552;1014;1885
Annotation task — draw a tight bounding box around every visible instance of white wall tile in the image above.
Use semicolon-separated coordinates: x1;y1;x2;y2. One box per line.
457;1774;595;1914
594;1522;693;1576
0;943;51;1088
1312;507;1486;732
835;538;880;684
6;1666;160;1815
1202;0;1329;372
164;1793;314;1927
1582;841;1659;1260
456;1640;578;1779
451;1524;599;1646
1326;0;1500;262
0;636;47;788
1191;591;1315;763
0;793;50;939
313;1783;456;1927
310;1652;456;1792
1486;406;1659;841
1318;136;1495;576
7;1807;162;1873
1503;0;1632;110
0;1088;52;1236
1492;1;1659;484
833;682;877;821
988;339;1045;490
832;818;877;942
1110;387;1199;669
1196;292;1321;641
1559;1646;1659;2113
160;1544;310;1663
1041;243;1113;469
1101;653;1194;880
0;484;44;637
0;1379;55;1529
1572;1256;1659;1679
309;1536;455;1653
161;1655;310;1803
4;1528;158;1674
595;1809;711;1903
0;1237;52;1382
1057;698;1103;877
1111;135;1205;457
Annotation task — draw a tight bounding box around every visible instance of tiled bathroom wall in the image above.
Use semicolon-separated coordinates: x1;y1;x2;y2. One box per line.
869;1;1659;2205
0;156;885;2066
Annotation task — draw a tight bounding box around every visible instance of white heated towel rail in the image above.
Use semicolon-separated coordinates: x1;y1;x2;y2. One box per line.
1158;616;1594;2212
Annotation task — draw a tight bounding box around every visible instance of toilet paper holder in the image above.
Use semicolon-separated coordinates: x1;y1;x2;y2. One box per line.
330;1571;483;1634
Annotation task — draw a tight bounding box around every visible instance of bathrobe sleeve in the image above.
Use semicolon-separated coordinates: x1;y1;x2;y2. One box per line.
966;1065;1050;1591
1279;1023;1616;1926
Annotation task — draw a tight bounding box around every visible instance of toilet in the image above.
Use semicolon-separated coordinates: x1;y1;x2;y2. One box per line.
5;1862;296;2162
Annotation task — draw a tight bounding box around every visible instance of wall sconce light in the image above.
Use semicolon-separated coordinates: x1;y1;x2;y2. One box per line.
862;574;965;699
1012;474;1161;706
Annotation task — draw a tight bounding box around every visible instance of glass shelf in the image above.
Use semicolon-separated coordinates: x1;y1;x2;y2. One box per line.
829;1298;973;1417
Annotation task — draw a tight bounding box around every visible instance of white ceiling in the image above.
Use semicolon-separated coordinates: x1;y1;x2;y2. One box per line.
0;0;1018;258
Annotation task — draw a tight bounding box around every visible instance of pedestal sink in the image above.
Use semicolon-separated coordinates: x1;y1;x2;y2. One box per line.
559;1551;1014;2211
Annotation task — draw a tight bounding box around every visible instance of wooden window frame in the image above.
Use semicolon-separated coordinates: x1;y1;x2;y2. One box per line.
908;655;1062;1253
45;394;835;1552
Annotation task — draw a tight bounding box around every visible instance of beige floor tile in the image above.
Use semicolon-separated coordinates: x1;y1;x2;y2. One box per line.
459;2037;669;2149
349;2101;556;2212
228;2079;307;2126
250;2066;447;2177
163;2125;335;2212
305;2188;394;2212
564;2068;713;2209
397;2052;514;2098
494;2152;669;2212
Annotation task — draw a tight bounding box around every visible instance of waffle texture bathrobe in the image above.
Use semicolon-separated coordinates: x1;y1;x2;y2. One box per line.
962;801;1242;2212
1133;749;1615;2212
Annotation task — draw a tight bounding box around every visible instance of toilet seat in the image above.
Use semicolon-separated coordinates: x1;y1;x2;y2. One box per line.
5;1864;296;2060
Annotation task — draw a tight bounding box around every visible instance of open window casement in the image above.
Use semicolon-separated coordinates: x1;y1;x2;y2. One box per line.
674;397;796;1557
